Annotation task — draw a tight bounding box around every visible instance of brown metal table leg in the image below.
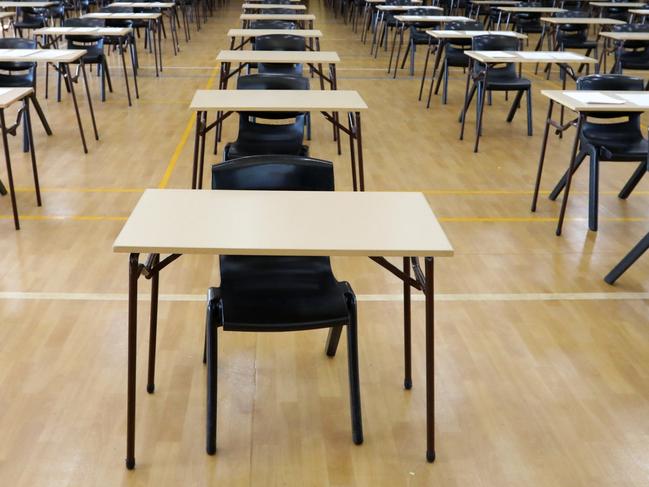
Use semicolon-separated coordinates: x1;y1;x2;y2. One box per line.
63;63;88;153
0;108;19;229
555;114;584;236
119;35;133;106
79;61;99;141
531;100;554;212
425;256;435;463
355;111;364;191
24;96;41;207
191;110;204;189
126;252;140;470
403;257;412;390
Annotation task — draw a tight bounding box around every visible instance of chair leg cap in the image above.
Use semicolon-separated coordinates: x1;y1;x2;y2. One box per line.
404;379;412;390
146;384;155;394
353;436;364;445
206;445;216;455
426;450;436;463
125;458;135;470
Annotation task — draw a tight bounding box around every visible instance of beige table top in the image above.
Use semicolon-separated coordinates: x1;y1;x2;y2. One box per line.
498;6;565;12
240;13;315;20
109;2;175;7
0;11;13;18
365;0;423;4
599;31;649;40
0;87;33;109
34;26;133;36
227;28;322;37
466;50;597;63
83;12;161;19
590;2;645;6
393;15;471;22
0;48;86;63
190;89;367;111
242;3;307;9
376;5;442;11
427;29;527;39
113;189;453;257
541;90;649;111
217;49;339;63
246;0;302;2
470;0;518;4
629;8;649;13
540;16;626;24
0;1;56;6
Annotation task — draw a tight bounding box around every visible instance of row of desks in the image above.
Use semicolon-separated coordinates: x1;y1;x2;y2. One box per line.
115;1;453;471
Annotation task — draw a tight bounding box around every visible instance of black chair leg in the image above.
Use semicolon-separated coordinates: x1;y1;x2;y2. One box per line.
588;150;599;231
325;325;343;357
549;149;588;200
605;231;649;284
206;290;219;455
505;90;524;123
345;291;363;445
618;161;647;199
526;88;533;136
104;60;113;93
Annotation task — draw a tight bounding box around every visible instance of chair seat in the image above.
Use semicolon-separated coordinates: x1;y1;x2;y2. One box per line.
0;73;33;87
258;63;303;75
446;46;469;66
582;124;649;160
216;256;350;331
559;39;598;49
620;51;649;70
484;70;531;90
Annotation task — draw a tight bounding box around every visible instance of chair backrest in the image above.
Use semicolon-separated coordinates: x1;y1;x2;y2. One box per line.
577;74;644;122
63;18;106;50
236;73;309;119
250;20;297;29
472;35;518;76
446;20;483;47
262;7;295;13
554;10;589;37
0;37;36;72
212;155;334;191
613;23;649;49
16;7;48;25
255;34;306;51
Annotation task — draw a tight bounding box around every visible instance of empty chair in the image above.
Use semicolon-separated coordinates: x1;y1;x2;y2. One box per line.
549;74;648;231
204;154;363;454
610;23;649;80
460;34;532;152
554;11;598;63
600;0;632;22
400;7;441;76
255;34;306;75
434;20;483;104
59;18;112;102
0;38;52;150
511;1;544;34
249;19;297;29
13;7;48;37
223;73;309;160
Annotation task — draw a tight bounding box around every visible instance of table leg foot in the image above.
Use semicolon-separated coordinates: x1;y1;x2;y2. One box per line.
404;378;412;390
126;457;135;470
427;450;436;463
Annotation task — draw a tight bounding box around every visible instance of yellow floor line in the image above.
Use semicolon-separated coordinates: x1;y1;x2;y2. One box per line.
157;65;220;189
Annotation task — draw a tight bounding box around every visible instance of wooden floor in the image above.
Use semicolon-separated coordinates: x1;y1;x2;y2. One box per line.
1;3;649;486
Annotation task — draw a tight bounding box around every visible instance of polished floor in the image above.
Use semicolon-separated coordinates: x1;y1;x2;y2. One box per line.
1;2;649;486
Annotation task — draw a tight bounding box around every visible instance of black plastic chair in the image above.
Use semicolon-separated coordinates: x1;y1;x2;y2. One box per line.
436;20;483;104
555;11;598;63
549;74;648;231
401;7;440;75
611;24;649;80
255;34;306;75
462;34;532;152
204;154;363;454
600;0;632;22
511;1;544;34
0;37;51;149
223;74;309;161
13;7;48;37
59;18;112;102
249;20;297;29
